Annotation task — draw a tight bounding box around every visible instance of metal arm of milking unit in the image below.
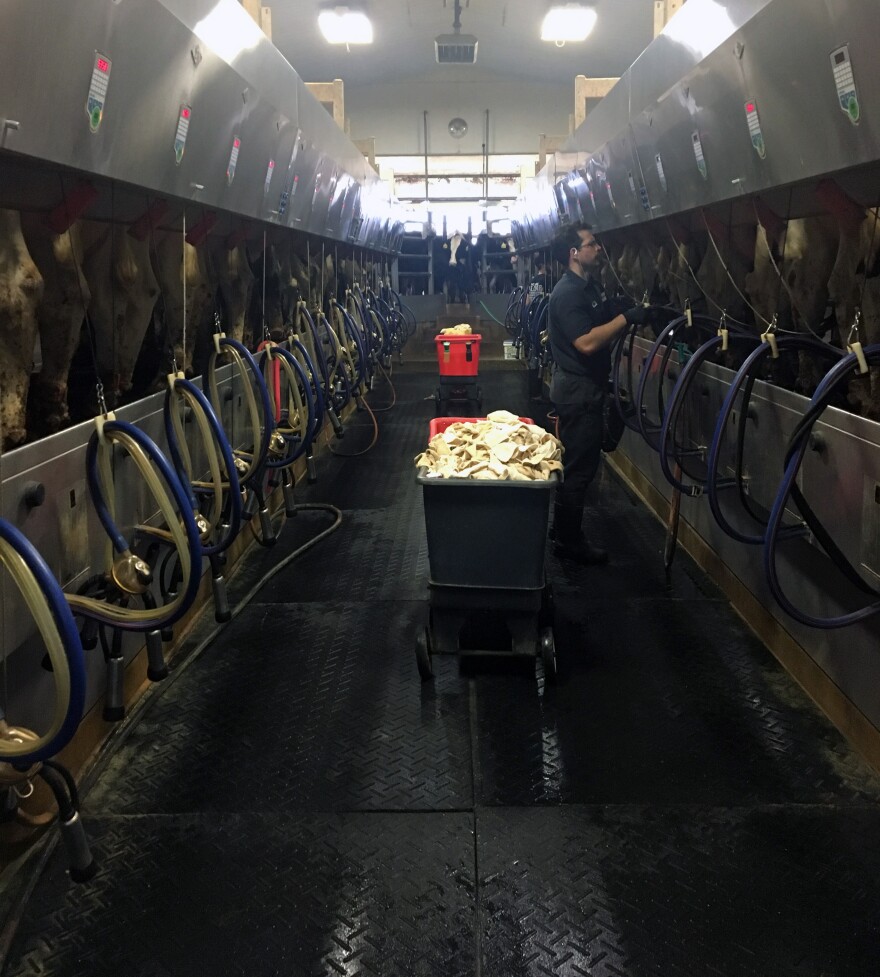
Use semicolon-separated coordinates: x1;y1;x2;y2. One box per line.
368;287;404;360
514;291;532;358
294;301;331;397
0;522;85;761
529;298;549;371
505;287;525;342
610;322;643;435
66;419;202;713
764;343;880;629
163;376;243;624
325;301;383;458
206;334;278;545
0;521;95;883
351;301;398;414
285;335;325;483
378;280;417;343
259;344;317;515
634;314;721;450
297;302;345;438
705;335;843;544
319;307;359;414
331;299;370;392
369;295;397;360
368;305;390;366
658;330;762;496
68;419;202;633
346;287;373;356
347;290;382;379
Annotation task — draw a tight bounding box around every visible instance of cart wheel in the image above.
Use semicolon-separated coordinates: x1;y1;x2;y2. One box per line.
416;626;433;681
540;626;557;679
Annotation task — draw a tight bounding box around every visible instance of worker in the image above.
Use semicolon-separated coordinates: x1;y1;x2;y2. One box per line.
526;256;551;305
547;221;651;564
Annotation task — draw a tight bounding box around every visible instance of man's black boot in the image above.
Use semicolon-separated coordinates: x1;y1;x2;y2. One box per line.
551;502;608;566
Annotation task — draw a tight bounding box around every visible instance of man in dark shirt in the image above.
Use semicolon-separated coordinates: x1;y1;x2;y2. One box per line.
548;222;650;564
526;258;551;305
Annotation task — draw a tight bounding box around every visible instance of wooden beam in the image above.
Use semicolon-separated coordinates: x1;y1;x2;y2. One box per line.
353;138;376;169
538;133;566;171
654;0;687;37
260;5;272;41
305;79;345;131
240;0;271;38
573;75;619;130
240;0;260;23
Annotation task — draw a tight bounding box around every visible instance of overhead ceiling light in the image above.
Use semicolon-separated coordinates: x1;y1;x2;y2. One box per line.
318;7;373;44
541;4;598;44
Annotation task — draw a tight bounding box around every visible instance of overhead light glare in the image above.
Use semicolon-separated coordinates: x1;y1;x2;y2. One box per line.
318;7;373;45
541;5;597;43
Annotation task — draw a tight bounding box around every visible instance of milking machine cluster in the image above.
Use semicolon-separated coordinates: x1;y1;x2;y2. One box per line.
0;242;413;883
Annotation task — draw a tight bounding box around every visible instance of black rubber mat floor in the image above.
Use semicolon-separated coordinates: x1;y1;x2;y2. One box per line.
3;368;880;976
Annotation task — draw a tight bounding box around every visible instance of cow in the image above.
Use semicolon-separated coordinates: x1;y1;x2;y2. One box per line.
827;207;880;417
77;221;161;405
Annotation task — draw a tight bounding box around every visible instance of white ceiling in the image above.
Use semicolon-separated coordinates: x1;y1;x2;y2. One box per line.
267;0;657;87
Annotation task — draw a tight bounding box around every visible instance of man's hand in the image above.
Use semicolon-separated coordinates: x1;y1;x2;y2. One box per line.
605;296;631;318
623;306;652;326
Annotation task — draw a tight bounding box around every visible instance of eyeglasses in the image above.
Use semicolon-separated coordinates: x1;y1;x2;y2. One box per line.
579;240;601;250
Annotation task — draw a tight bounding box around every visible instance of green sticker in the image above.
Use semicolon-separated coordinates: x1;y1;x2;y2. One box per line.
90;107;102;131
848;97;860;123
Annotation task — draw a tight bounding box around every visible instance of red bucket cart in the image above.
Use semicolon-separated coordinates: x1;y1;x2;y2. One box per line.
434;333;482;414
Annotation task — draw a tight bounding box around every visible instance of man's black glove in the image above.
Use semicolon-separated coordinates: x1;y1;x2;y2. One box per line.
623;305;652;326
605;296;630;318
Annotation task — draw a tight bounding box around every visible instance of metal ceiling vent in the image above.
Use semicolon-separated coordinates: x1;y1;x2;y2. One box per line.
435;0;478;63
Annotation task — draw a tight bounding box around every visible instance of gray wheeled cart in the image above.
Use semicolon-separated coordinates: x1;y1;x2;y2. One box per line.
415;435;559;680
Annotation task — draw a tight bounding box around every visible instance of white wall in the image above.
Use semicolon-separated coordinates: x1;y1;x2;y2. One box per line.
346;71;571;156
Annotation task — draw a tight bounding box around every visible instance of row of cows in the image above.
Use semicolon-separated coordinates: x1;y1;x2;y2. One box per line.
1;187;878;451
0;208;372;450
598;191;880;416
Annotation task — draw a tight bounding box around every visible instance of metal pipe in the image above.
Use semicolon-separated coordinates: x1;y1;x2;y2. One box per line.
423;110;429;202
485;109;490;200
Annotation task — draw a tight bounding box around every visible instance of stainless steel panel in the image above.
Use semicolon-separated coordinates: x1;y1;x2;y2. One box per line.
627;0;776;120
0;0;393;251
518;0;880;245
307;155;337;238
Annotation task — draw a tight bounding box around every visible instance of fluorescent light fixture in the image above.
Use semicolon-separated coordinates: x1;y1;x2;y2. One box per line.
541;4;597;43
194;6;263;63
318;7;373;44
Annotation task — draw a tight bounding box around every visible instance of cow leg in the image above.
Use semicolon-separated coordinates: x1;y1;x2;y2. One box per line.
116;236;160;395
213;240;256;344
0;211;43;449
20;216;89;436
150;236;210;379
